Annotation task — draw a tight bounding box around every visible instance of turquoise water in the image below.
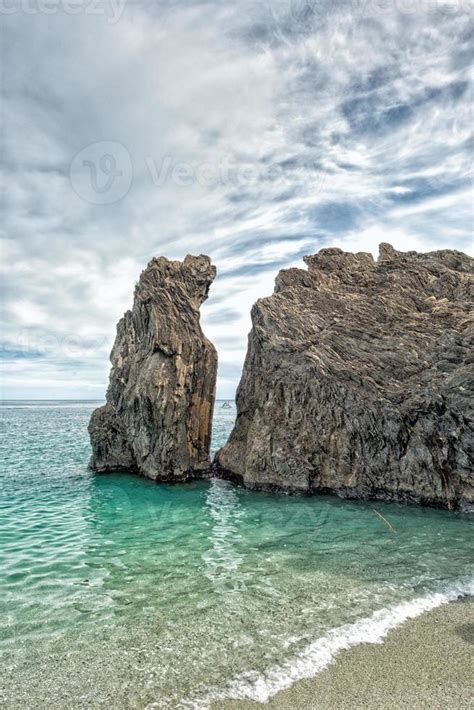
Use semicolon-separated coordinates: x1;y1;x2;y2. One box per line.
0;401;472;708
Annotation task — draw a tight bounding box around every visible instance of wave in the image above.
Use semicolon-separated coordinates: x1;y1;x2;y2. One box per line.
195;576;473;708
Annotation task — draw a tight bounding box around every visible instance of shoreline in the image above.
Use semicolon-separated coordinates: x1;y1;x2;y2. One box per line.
215;596;473;709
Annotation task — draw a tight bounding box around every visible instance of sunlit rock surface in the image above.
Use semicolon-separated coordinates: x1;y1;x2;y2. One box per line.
217;244;473;510
89;255;217;480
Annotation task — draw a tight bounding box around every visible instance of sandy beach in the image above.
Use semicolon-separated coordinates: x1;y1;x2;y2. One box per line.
216;597;473;710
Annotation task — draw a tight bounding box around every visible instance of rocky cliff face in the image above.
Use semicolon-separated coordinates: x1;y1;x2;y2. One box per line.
216;244;473;511
89;255;217;481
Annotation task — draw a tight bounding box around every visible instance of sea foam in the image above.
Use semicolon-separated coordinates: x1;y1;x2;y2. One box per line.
196;577;473;708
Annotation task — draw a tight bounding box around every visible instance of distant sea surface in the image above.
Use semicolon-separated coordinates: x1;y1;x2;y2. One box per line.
0;401;472;707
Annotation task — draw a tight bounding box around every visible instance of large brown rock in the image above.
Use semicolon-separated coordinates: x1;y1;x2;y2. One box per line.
216;244;473;511
89;255;217;480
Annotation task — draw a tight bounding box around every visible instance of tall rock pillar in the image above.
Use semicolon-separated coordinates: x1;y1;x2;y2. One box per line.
89;255;217;481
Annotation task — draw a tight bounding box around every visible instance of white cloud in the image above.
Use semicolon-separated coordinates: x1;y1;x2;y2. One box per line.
1;0;472;398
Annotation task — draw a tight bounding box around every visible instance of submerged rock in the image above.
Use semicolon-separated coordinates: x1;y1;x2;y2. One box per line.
89;255;217;480
216;244;473;511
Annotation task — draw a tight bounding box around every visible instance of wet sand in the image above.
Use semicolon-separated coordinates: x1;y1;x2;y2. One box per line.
216;597;473;709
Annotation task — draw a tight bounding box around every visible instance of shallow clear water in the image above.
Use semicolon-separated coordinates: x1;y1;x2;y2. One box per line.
0;401;472;708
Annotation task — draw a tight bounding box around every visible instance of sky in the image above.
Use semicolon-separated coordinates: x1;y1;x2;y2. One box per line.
1;0;473;400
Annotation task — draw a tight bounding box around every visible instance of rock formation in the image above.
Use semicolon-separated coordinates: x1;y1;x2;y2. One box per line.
216;244;473;511
89;255;217;481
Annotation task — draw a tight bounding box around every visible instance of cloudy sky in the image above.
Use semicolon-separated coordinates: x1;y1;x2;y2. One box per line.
1;0;473;399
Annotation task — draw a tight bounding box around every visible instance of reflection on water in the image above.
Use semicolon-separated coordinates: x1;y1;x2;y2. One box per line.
202;478;247;595
0;401;472;708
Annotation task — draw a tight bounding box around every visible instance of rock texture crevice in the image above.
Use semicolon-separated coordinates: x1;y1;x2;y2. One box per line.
89;255;217;481
216;244;473;511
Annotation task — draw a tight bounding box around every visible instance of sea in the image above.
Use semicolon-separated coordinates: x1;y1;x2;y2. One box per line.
0;400;472;708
